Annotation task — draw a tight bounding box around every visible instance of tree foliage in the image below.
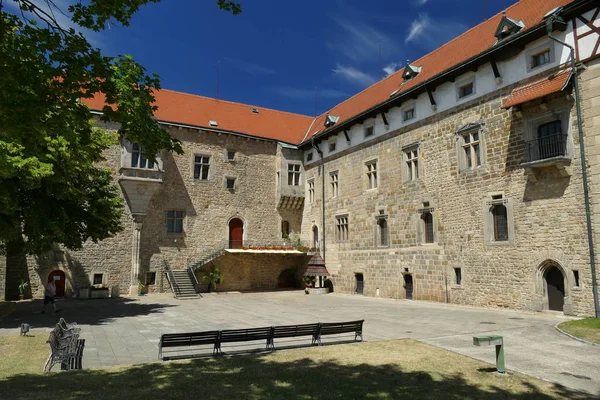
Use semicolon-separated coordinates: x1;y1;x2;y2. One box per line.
0;0;241;254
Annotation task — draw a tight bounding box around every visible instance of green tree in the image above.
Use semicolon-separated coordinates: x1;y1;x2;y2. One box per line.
0;0;240;255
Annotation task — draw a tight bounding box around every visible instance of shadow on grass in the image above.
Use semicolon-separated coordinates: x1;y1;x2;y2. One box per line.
0;353;595;400
0;298;175;331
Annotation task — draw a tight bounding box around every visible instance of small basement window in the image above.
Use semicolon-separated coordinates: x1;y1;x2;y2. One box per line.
93;273;104;285
146;272;156;286
226;178;236;190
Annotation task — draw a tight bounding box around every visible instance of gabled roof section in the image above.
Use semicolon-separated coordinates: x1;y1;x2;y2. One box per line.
302;0;571;146
84;90;314;145
403;61;422;81
494;12;525;42
501;67;573;109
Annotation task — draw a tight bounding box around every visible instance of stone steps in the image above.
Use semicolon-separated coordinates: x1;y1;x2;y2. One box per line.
169;270;200;299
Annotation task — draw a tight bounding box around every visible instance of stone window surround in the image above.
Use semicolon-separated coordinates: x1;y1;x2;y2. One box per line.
145;271;157;286
365;158;379;191
522;107;573;160
364;121;375;139
166;210;186;236
192;153;212;181
225;176;237;191
417;202;437;245
456;76;476;101
225;149;236;162
330;170;339;198
306;151;314;162
402;142;421;182
483;193;515;246
456;122;486;173
287;162;302;186
335;213;349;242
402;103;416;123
374;209;390;248
526;40;556;72
328;137;337;153
120;139;163;171
89;271;107;287
307;178;315;203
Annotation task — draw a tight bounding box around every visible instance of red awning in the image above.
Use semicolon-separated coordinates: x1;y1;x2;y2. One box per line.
501;68;573;109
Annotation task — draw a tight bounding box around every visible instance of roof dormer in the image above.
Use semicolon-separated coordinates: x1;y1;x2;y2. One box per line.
402;59;421;82
324;115;339;128
494;11;524;42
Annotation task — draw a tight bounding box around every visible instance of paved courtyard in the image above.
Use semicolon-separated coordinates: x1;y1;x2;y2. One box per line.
1;291;599;395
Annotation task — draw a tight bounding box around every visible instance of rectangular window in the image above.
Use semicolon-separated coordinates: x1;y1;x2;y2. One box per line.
131;143;155;169
366;161;378;189
166;210;185;234
226;178;236;190
377;217;388;247
330;171;339;198
287;163;301;186
307;151;314;162
93;273;104;285
226;150;236;161
405;147;419;181
194;155;210;180
364;125;374;138
574;270;580;287
146;272;156;286
422;212;434;243
454;268;462;285
458;81;474;99
403;108;415;122
308;179;315;203
531;49;551;68
336;215;349;241
329;141;336;152
461;131;481;169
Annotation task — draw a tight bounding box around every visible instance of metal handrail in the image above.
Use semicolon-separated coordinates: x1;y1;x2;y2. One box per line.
524;133;568;162
163;260;180;297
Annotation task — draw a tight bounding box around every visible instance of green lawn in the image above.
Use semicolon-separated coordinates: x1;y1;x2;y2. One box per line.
558;318;600;344
0;335;591;400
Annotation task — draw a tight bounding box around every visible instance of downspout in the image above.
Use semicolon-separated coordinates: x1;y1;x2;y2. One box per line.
312;139;325;261
547;17;600;318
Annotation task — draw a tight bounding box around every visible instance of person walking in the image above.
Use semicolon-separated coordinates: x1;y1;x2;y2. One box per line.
42;280;61;314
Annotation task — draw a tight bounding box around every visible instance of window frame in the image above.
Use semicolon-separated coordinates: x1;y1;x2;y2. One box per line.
364;123;375;139
454;268;462;285
456;77;476;101
365;159;378;190
484;194;515;246
330;171;339;198
417;203;436;245
193;154;211;181
523;109;572;163
166;210;185;235
131;143;156;169
146;271;157;286
328;139;337;153
306;151;314;162
225;177;237;191
287;163;301;186
526;41;555;72
375;211;390;248
456;124;485;172
307;178;315;203
403;143;420;182
402;105;416;122
226;149;236;162
335;215;349;242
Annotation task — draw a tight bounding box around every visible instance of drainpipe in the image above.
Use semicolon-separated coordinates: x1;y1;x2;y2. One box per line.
312;139;326;261
547;17;600;318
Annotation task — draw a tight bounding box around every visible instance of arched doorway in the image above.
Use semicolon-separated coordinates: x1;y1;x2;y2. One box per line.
229;218;244;249
48;270;66;297
355;273;364;295
277;268;297;288
545;266;565;312
404;274;413;300
313;226;319;249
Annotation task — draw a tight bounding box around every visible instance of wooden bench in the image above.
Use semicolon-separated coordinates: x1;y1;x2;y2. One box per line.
317;320;364;345
43;319;85;372
158;330;221;359
158;320;365;360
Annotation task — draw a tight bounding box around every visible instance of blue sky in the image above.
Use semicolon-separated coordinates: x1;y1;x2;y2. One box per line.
9;0;517;116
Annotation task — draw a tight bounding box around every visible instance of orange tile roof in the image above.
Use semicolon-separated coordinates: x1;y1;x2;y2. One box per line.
84;90;314;145
501;68;573;108
304;0;571;143
84;0;573;146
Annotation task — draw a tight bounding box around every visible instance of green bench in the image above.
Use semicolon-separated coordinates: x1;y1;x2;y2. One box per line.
473;335;505;373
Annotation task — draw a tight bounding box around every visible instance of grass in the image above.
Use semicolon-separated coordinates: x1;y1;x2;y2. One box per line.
0;335;592;400
558;318;600;344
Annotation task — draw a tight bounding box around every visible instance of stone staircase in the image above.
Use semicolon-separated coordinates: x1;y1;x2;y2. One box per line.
190;248;227;272
168;269;200;299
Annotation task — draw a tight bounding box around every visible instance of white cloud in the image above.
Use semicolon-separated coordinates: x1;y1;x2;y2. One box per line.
332;65;376;87
326;17;400;62
383;61;402;77
413;0;428;6
225;58;275;76
405;14;430;44
272;87;347;100
405;13;468;49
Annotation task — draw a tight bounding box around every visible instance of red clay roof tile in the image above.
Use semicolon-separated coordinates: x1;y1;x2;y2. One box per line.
501;68;573;109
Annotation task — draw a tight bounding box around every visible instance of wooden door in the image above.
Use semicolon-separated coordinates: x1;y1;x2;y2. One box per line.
404;274;413;300
545;266;565;312
48;270;66;297
229;218;244;249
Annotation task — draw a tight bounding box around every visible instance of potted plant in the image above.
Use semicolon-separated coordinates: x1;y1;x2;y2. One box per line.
137;281;146;296
202;266;224;293
18;279;29;300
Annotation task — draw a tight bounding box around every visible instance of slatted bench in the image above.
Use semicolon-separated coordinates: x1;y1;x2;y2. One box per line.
43;319;85;372
158;320;365;360
158;330;221;359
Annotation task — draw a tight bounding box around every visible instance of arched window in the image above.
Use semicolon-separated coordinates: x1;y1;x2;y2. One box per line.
281;221;290;238
492;205;508;241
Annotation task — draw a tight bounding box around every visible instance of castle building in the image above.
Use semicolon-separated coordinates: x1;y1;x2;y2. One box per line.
2;0;600;316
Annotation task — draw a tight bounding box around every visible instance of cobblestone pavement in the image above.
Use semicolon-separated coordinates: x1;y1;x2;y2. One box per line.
1;291;598;395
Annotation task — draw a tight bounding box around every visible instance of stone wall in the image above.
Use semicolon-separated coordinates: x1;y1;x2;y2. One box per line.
301;68;598;316
195;252;310;292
